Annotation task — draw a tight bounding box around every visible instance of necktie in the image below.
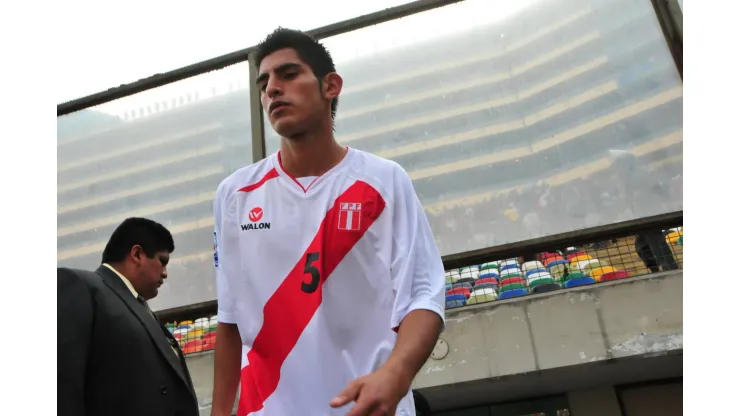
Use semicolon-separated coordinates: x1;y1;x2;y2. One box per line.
137;296;159;323
138;296;180;358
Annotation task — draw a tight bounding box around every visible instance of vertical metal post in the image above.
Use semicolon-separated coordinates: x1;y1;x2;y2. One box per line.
248;52;266;162
650;0;683;79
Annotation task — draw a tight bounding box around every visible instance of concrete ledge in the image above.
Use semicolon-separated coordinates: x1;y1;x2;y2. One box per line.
415;271;682;389
185;271;683;413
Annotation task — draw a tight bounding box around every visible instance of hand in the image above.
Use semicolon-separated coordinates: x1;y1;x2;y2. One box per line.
329;366;411;416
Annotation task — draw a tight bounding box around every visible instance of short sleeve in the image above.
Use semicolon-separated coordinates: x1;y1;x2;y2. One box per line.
214;180;238;324
388;165;446;332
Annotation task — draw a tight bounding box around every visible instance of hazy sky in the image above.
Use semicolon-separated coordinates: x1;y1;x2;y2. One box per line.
58;0;534;116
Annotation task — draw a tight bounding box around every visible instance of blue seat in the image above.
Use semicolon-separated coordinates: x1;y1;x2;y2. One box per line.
479;271;499;280
501;264;520;272
564;277;596;288
499;289;528;299
445;294;466;302
547;259;568;269
525;268;548;278
445;283;452;291
445;299;466;308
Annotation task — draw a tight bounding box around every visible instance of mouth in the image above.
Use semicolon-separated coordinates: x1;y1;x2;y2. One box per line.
158;280;164;287
269;101;289;115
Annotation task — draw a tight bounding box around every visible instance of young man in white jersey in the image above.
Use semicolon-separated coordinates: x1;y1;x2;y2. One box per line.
210;28;446;416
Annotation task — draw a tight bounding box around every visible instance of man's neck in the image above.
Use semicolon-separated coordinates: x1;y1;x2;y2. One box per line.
279;130;347;178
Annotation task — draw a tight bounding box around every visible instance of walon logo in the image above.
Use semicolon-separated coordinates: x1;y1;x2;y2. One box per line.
241;207;271;231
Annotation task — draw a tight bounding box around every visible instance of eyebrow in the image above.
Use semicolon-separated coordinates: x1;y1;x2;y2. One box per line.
255;62;302;86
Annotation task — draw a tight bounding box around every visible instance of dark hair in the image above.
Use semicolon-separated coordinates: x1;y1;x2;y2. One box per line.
101;217;175;264
256;27;339;122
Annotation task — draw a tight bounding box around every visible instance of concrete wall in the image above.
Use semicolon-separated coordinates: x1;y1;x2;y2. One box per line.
184;271;683;414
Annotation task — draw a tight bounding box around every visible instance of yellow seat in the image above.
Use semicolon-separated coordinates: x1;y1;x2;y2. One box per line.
570;254;592;269
666;231;682;245
467;288;497;304
590;266;616;282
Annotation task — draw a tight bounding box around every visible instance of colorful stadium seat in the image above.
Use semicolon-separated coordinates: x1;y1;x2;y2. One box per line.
522;261;545;274
531;283;561;294
500;276;527;292
566;251;587;262
564;275;596;288
451;282;473;291
467;287;497;304
181;339;204;354
599;270;630;281
499;289;528;300
589;265;616;282
479;267;500;281
474;277;498;286
480;262;499;272
547;259;569;281
445;294;466;308
473;282;497;291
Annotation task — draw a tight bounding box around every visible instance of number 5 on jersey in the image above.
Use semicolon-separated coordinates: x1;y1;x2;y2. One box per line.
302;252;321;293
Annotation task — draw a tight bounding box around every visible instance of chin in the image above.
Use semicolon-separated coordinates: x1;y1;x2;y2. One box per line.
272;117;309;139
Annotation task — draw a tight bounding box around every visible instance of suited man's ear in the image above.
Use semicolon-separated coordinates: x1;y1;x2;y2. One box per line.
130;245;144;265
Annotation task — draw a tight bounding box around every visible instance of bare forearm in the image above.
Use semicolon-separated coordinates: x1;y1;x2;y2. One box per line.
383;309;443;388
211;323;242;416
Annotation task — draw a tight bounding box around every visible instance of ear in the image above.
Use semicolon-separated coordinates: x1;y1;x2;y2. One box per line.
322;72;343;102
130;245;144;266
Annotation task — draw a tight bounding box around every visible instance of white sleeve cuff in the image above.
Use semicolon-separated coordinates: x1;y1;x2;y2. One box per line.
217;309;237;324
391;298;446;333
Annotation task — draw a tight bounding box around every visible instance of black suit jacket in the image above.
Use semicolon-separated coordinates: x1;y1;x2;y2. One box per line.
57;266;199;416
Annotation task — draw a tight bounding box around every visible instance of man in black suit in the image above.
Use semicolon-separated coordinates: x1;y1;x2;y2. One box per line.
58;217;199;416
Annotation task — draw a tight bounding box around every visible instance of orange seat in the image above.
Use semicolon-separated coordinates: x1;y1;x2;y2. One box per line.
181;339;204;354
566;252;587;262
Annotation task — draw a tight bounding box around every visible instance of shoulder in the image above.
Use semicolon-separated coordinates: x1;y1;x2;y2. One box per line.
57;267;103;298
345;149;411;197
349;148;407;176
58;267;98;284
215;157;276;205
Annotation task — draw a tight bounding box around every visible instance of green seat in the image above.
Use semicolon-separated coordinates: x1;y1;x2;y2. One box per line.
500;283;527;292
528;277;555;288
566;271;586;280
480;262;499;271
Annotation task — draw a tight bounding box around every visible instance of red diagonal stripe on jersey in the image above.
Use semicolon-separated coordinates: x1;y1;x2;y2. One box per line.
237;180;387;416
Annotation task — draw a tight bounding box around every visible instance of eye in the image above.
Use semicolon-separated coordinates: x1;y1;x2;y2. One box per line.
284;72;298;80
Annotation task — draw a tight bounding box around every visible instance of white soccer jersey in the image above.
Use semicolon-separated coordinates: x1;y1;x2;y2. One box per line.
213;147;446;416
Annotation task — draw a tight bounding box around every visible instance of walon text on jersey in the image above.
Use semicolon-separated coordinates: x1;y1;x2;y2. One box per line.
241;207;271;231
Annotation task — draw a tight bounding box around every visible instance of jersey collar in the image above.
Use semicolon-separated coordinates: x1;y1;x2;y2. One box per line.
273;147;353;195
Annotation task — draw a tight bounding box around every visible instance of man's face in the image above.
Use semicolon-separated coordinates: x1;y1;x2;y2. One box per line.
256;48;328;138
132;247;170;300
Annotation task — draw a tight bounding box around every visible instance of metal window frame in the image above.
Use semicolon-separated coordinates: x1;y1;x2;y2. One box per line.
56;0;464;116
651;0;683;78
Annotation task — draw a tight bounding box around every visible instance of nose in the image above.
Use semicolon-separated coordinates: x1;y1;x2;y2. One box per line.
266;77;283;99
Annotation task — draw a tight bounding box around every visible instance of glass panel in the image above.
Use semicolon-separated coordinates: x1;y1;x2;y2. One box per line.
57;63;252;310
265;0;683;256
57;0;416;103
